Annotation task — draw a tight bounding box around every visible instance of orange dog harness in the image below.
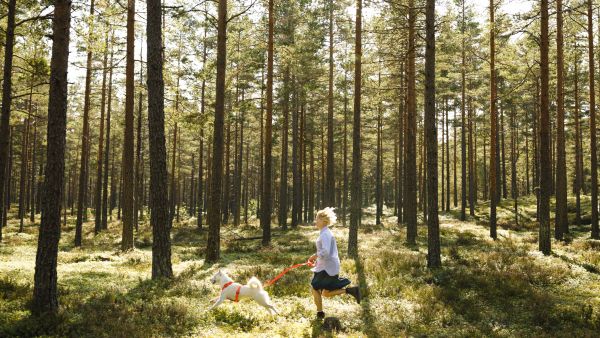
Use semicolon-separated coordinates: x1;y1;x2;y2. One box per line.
221;281;241;302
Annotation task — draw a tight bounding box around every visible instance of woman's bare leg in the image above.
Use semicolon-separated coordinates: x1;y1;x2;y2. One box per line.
311;287;323;311
321;289;346;298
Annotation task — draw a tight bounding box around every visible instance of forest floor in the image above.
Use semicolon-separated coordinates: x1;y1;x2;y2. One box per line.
1;196;600;337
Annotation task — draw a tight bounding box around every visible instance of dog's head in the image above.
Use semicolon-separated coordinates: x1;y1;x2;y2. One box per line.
210;269;226;284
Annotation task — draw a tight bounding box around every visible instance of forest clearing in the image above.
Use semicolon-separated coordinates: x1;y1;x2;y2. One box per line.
1;200;599;337
2;0;600;336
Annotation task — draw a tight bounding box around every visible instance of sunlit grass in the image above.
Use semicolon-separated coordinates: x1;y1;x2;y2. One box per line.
1;196;600;337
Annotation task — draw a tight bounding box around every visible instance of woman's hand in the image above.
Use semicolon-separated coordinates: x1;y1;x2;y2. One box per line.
308;254;317;263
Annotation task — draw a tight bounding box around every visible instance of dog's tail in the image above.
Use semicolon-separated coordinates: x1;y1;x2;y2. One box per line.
247;277;263;290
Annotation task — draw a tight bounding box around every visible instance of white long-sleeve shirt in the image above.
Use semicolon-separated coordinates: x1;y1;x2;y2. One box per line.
311;226;340;276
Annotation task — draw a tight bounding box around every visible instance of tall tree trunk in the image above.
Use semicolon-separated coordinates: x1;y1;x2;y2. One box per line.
134;42;144;231
589;0;599;239
32;0;71;314
0;0;17;239
102;41;114;230
75;0;96;246
489;0;498;239
278;69;290;229
30;117;38;223
404;0;417;245
197;25;208;228
501;107;507;199
555;0;567;240
511;107;518;226
325;0;335;207
95;32;109;234
468;98;475;216
539;0;552;254
206;0;227;262
425;0;440;268
19;118;31;232
575;57;582;227
376;71;383;225
348;0;362;257
147;0;173;278
121;0;136;251
460;0;467;220
261;0;274;247
292;80;302;227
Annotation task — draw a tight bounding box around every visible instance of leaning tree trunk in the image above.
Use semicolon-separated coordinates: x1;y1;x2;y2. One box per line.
32;0;72;315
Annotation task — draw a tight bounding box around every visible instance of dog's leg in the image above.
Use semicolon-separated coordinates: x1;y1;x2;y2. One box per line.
209;294;226;310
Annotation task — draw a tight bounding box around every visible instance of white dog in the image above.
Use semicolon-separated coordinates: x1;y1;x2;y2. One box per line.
209;269;278;314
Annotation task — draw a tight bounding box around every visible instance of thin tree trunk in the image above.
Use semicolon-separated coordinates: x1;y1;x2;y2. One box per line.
489;0;498;239
348;0;362;256
325;0;335;207
425;0;440;268
539;0;552;254
0;0;17;239
95;31;109;234
589;0;599;239
261;0;274;247
75;0;96;246
404;0;417;245
575;57;582;227
121;0;136;250
102;41;114;230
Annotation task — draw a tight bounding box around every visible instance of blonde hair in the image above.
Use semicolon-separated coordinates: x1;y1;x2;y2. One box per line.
316;207;337;226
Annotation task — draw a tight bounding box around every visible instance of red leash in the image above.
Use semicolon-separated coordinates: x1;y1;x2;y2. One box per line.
264;259;315;287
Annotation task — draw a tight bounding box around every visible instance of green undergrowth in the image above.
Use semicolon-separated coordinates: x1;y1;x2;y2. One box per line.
1;197;600;337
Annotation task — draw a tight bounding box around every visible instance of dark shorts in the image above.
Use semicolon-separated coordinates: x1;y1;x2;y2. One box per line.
311;270;351;291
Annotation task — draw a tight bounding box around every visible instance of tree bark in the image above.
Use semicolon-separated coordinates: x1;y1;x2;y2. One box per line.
121;0;136;251
95;31;109;234
404;0;417;245
0;0;17;238
32;0;71;314
206;0;227;262
489;0;498;239
325;0;335;207
539;0;551;254
102;41;114;230
261;0;274;247
555;0;567;240
589;0;599;239
147;0;173;278
425;0;440;268
348;0;362;257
